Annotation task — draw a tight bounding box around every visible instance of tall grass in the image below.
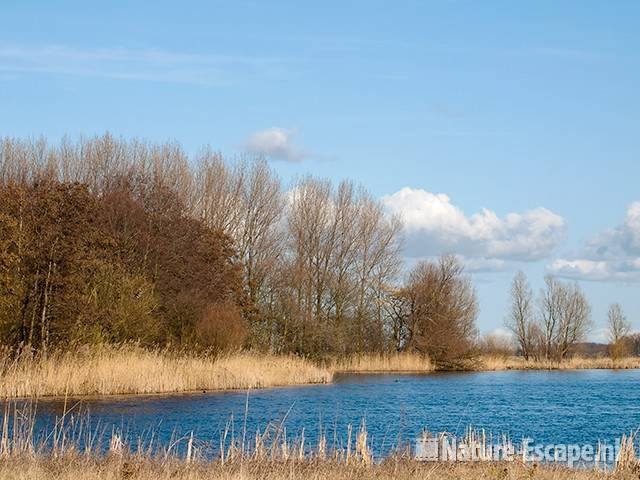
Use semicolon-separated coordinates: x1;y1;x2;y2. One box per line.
330;353;640;373
0;345;331;398
477;355;640;371
3;345;640;400
331;353;640;374
330;353;435;373
0;403;636;480
0;457;626;480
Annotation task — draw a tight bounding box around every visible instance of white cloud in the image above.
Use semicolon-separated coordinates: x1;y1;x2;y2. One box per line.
244;127;309;162
548;202;640;282
486;327;515;340
382;187;565;263
462;257;512;273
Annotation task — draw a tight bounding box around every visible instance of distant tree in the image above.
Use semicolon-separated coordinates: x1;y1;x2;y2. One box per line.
278;177;401;356
607;303;632;359
539;275;592;360
628;333;640;357
540;275;562;360
479;332;516;358
505;271;535;360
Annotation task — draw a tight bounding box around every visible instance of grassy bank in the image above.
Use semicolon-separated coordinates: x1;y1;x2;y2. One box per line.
0;345;331;398
0;457;633;480
2;346;640;399
330;353;640;374
0;349;436;398
477;355;640;371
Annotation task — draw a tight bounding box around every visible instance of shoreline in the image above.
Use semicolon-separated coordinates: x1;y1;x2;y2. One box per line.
0;402;636;479
3;350;640;401
6;379;333;403
8;365;640;402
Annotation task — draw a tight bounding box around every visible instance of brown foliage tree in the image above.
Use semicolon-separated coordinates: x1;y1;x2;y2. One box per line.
401;255;478;365
195;302;247;352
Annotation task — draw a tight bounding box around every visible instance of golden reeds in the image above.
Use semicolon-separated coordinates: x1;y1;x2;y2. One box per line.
0;345;331;398
0;457;625;480
0;403;635;480
330;352;435;373
477;355;640;371
2;345;640;400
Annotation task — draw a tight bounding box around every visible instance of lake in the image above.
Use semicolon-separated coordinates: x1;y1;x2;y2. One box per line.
25;369;640;458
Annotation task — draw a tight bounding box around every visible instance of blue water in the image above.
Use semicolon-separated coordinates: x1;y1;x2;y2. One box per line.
24;370;640;456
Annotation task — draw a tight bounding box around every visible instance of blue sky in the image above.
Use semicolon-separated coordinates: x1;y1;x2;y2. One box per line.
2;1;640;339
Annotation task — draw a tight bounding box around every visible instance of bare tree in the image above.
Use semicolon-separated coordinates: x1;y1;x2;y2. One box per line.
382;289;411;352
608;303;630;344
191;154;286;348
282;177;402;354
191;149;245;235
540;275;563;360
608;303;631;359
539;275;592;360
479;332;516;358
505;271;534;360
352;194;402;351
555;282;592;359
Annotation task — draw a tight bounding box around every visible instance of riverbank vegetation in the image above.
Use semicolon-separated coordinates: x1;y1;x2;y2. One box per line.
4;345;640;399
0;403;638;480
0;457;634;480
0;135;479;364
329;352;435;373
477;354;640;371
0;135;638;386
0;345;331;398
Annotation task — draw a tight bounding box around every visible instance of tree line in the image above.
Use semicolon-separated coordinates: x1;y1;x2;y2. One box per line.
506;271;637;361
3;135;628;363
0;134;480;362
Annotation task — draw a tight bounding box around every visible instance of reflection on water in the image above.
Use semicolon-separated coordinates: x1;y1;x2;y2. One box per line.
16;369;640;457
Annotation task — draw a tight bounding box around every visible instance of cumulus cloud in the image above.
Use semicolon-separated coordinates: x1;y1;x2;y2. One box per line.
381;187;566;264
244;127;309;162
549;202;640;282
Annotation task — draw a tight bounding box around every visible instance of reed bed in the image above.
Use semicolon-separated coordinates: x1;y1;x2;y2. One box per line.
0;457;633;480
477;355;640;371
330;353;640;374
330;353;435;373
3;345;640;400
0;345;332;398
0;404;638;480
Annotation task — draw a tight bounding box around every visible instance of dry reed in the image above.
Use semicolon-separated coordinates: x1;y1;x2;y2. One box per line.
0;457;632;480
477;355;640;371
3;345;640;400
0;345;331;398
330;353;435;373
0;404;638;480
